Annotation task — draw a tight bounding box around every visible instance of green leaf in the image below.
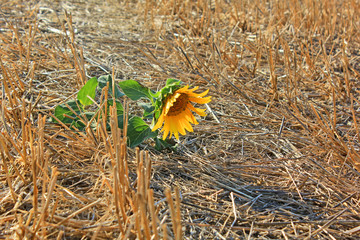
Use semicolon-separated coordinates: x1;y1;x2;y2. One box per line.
160;84;181;98
53;100;82;124
117;115;124;129
127;116;157;148
154;137;176;151
81;111;94;120
138;102;154;120
118;80;152;101
98;75;124;98
108;99;124;115
152;109;161;126
52;100;91;131
149;90;161;98
77;77;98;106
75;112;96;130
166;78;182;86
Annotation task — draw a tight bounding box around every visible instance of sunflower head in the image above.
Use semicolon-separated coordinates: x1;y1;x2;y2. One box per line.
152;80;211;140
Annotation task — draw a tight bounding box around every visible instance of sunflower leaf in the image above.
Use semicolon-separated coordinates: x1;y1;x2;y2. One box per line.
119;80;152;101
98;75;124;98
150;90;160;97
108;99;124;115
52;100;92;131
154;137;176;151
127;116;157;148
53;100;82;124
166;78;182;86
138;102;154;120
77;77;98;106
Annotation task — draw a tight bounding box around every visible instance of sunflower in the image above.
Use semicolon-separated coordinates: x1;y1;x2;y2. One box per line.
152;85;211;140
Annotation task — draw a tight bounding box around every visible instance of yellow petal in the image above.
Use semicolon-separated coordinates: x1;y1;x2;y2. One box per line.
162;117;171;139
188;104;207;116
164;92;181;115
176;85;189;93
196;89;209;97
185;108;199;124
168;117;179;139
187;86;199;92
178;117;188;135
187;88;208;97
189;96;211;104
152;111;165;131
181;117;194;132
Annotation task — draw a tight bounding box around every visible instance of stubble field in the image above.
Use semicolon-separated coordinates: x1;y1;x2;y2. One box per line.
1;0;360;239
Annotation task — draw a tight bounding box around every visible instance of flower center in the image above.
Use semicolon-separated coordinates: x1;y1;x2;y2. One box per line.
167;93;189;116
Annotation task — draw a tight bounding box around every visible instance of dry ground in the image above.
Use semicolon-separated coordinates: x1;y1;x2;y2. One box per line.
1;0;360;239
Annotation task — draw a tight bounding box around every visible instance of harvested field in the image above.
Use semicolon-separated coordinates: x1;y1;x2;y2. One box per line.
1;0;360;239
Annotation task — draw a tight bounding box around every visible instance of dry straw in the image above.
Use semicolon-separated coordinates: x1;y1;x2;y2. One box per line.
1;0;360;239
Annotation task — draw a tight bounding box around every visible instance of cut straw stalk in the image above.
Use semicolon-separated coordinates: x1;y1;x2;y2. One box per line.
107;103;183;238
33;167;59;234
165;187;182;240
